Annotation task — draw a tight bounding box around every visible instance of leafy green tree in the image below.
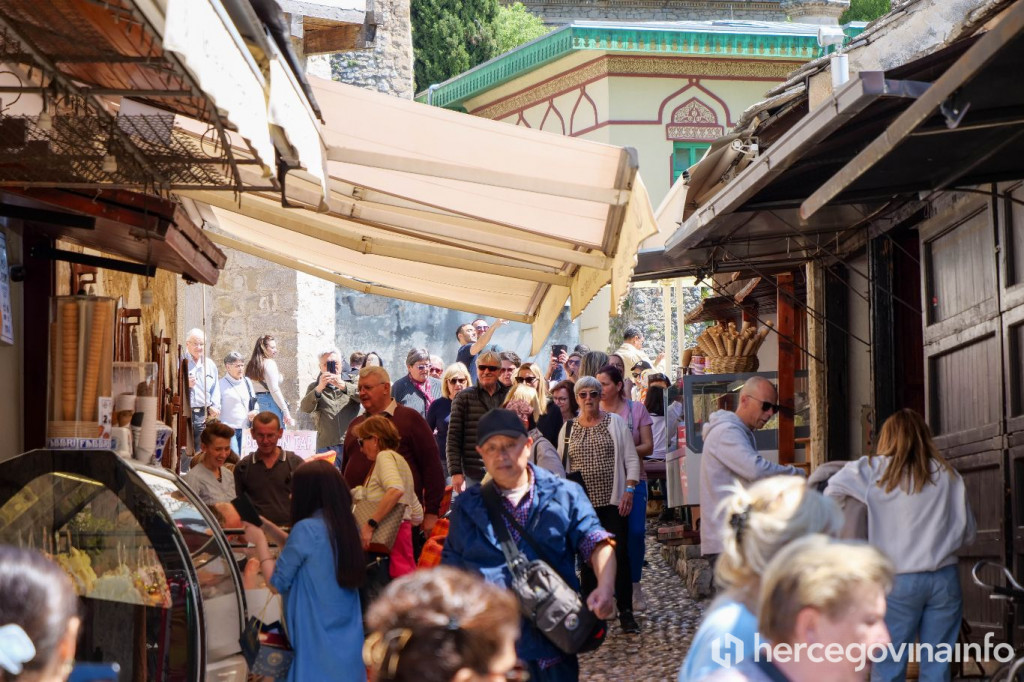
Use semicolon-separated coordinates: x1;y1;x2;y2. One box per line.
840;0;890;23
412;0;499;93
493;2;550;54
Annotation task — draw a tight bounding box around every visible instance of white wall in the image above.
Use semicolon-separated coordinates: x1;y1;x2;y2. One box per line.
0;225;24;460
847;254;873;458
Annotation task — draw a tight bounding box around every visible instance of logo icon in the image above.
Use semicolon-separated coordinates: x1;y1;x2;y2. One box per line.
711;633;744;668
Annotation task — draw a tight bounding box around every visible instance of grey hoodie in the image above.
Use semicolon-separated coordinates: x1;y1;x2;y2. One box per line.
699;410;804;555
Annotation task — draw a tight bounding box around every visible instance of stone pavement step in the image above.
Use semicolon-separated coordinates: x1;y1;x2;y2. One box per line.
579;528;708;681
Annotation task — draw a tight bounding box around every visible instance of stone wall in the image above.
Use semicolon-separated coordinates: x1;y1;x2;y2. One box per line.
330;0;414;98
662;543;714;598
609;284;708;373
521;0;786;23
177;246;334;432
335;290;579;377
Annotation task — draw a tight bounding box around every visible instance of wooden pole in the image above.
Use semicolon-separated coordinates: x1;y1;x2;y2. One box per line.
662;281;673;374
675;280;686;374
777;272;796;465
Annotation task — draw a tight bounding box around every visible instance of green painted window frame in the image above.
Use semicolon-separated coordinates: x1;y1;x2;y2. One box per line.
672;142;711;183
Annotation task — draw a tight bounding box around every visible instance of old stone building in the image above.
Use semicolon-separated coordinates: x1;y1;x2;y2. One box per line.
515;0;846;25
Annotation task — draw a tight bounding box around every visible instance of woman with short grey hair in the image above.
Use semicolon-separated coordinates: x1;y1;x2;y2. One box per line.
218;350;258;453
557;374;641;633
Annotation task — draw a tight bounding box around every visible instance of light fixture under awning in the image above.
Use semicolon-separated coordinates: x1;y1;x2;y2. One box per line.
187;76;658;353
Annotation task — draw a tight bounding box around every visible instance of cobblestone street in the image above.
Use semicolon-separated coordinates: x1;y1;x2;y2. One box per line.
580;530;707;681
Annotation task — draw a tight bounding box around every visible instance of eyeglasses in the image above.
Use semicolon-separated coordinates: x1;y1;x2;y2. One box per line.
478;365;499;373
577;390;600;399
514;376;537;385
358;383;384;392
744;395;781;414
498;367;515;374
566;359;580;367
357;435;377;447
429;367;444;376
448;377;468;385
414;364;430;371
475;325;489;332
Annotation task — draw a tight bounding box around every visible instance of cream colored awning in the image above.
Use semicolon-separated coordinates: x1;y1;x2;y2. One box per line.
184;76;657;354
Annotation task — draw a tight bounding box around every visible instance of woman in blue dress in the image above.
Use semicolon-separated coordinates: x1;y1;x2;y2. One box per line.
244;459;366;682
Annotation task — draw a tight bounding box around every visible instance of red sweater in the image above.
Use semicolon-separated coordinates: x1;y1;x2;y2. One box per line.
342;404;446;515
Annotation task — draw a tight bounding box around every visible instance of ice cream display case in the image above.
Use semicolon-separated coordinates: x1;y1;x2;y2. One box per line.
0;449;249;682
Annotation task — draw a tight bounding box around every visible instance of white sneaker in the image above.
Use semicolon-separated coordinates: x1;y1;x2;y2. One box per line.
632;583;648;613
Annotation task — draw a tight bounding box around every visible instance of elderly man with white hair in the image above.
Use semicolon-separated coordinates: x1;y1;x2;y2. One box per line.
185;327;221;459
299;346;358;460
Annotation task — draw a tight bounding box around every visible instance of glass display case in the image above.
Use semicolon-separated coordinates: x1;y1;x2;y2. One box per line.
683;371;810;453
0;449;248;682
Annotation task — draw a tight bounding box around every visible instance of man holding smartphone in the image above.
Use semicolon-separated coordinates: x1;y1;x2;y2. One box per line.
300;347;358;460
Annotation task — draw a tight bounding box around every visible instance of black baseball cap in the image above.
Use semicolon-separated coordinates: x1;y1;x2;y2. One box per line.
476;409;528;446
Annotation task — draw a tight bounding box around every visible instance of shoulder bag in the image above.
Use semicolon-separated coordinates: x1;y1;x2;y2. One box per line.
240;593;293;678
560;420;588;495
481;483;605;655
352;455;407;554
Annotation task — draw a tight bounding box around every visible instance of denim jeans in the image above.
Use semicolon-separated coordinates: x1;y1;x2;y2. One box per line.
628;480;648;582
231;428;244;455
255;393;285;429
872;564;962;682
527;655;579;682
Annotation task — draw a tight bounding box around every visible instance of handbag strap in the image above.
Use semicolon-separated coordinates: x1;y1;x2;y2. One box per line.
482;483;560;568
561;420;574;470
481;483;529;576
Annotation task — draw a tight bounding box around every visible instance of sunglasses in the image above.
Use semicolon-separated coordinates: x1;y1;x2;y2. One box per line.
448;377;468;385
567;359;580;366
577;390;600;399
478;365;499;373
514;376;537;384
475;325;489;332
356;435;377;446
429;367;444;376
756;399;781;414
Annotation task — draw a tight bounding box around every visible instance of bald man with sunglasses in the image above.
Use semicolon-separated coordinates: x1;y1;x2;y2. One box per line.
699;376;805;563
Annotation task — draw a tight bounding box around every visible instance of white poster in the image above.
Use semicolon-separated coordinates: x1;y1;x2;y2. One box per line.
0;231;12;345
240;429;317;459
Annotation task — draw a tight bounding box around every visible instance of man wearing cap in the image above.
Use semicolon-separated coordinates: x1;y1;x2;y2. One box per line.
391;347;442;418
443;408;617;682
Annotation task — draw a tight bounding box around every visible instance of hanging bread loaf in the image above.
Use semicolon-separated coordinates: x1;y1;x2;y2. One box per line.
696;319;775;359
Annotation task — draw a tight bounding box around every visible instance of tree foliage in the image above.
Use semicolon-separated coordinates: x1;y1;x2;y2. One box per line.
840;0;891;23
493;2;550;55
412;0;551;94
412;0;499;94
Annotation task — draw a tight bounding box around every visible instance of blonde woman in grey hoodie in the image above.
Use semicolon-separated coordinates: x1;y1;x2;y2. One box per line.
825;409;975;682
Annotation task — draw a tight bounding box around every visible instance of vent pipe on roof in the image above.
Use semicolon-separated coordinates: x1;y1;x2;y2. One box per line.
426;84;440;106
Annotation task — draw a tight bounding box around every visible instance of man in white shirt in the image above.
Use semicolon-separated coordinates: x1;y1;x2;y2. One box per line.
186;328;221;459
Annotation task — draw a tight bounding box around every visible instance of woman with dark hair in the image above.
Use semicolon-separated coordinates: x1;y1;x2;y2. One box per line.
826;409;975;682
0;546;80;682
244;460;366;682
551;379;578;422
644;375;670;461
596;364;654;614
245;335;295;428
364;566;523;682
363;352;385;369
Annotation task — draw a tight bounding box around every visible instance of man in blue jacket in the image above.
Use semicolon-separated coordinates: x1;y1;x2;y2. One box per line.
443;409;616;682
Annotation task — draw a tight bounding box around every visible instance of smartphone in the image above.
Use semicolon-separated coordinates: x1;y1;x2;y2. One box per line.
552;344;567;358
231;494;263;527
326;359;338;374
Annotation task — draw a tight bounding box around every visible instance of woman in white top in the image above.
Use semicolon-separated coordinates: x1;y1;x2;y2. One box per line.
245;335;295;428
825;408;976;682
352;415;423;580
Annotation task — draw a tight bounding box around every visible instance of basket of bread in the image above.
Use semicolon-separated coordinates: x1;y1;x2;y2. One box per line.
695;320;773;374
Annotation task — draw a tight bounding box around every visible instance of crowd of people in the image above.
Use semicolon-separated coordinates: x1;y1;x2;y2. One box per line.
0;318;979;682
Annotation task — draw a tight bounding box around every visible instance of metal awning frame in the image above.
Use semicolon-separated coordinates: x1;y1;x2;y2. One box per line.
802;0;1024;219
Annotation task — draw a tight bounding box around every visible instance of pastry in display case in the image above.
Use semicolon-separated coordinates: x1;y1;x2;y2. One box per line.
0;449;249;682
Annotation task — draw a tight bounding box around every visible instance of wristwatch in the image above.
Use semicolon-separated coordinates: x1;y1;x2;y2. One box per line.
367;518;379;529
625;486;636;494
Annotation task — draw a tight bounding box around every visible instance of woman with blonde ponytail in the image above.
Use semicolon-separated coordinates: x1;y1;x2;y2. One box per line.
679;476;842;681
